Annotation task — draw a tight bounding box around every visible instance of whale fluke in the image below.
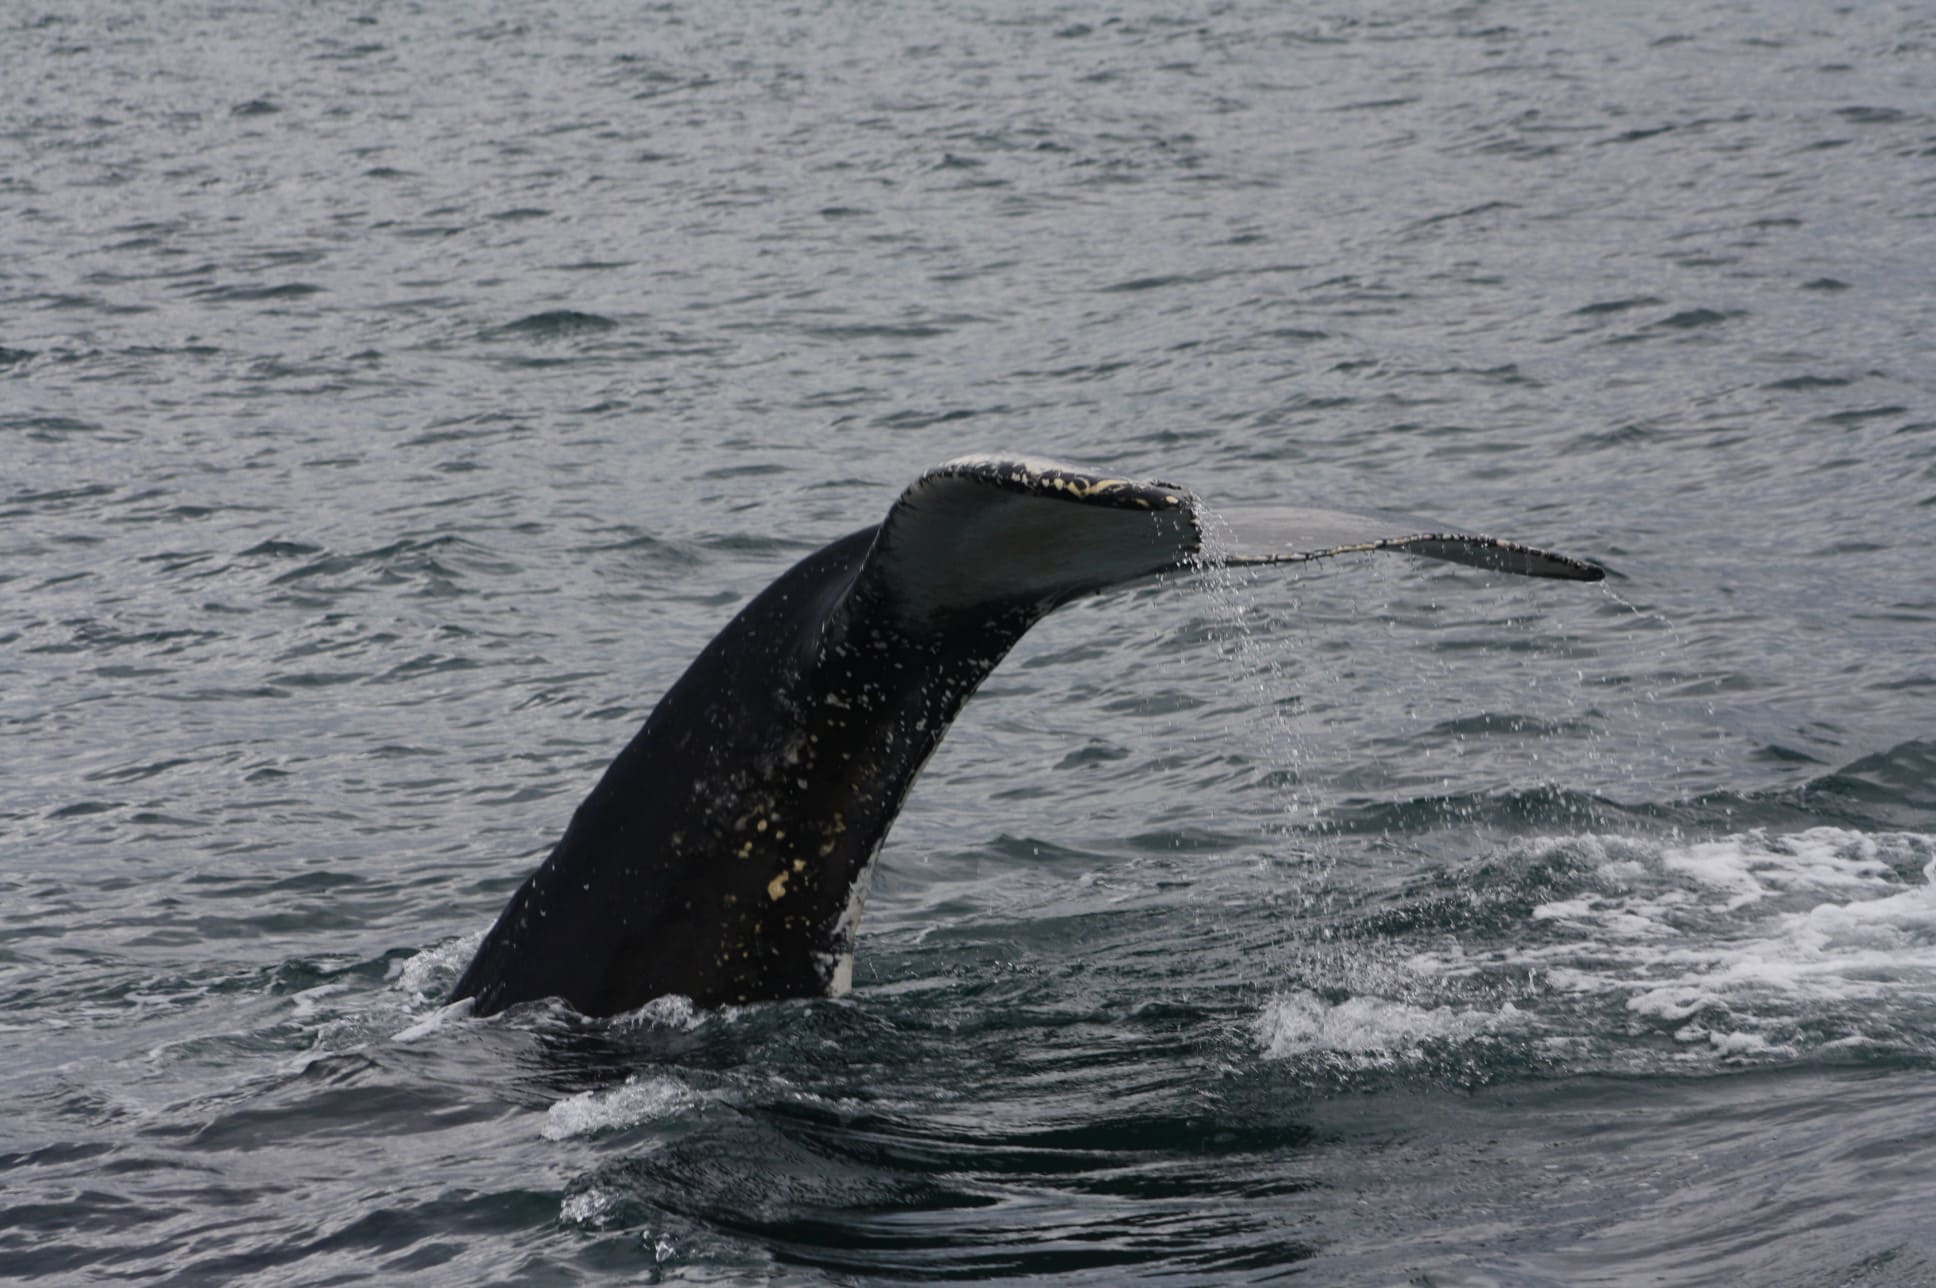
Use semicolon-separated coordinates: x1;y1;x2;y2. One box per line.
450;455;1602;1018
1214;503;1606;581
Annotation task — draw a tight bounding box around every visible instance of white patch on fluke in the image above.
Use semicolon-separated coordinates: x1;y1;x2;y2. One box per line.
939;452;1137;492
821;844;882;998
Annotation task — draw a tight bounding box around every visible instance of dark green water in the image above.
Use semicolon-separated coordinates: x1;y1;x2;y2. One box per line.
4;1;1935;1282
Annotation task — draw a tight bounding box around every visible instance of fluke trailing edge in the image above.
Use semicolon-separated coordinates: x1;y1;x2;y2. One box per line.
450;455;1602;1017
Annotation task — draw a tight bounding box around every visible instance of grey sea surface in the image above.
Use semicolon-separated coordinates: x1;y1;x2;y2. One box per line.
5;0;1936;1282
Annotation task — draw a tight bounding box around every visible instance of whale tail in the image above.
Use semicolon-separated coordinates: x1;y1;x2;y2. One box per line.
1209;503;1605;581
867;455;1601;627
451;452;1603;1018
866;455;1202;621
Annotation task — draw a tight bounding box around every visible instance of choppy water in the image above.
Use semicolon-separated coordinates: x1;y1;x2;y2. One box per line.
6;0;1936;1282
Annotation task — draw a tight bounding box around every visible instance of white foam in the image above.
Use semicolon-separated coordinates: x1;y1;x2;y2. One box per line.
1255;989;1512;1064
288;983;351;1020
1676;1025;1790;1058
1425;827;1936;1058
611;993;706;1031
391;997;472;1043
396;932;483;997
559;1186;617;1226
1656;828;1895;910
542;1074;698;1140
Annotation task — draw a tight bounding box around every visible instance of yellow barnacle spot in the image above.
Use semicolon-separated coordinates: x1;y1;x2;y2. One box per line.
738;841;753;858
767;871;790;901
756;818;769;833
792;858;806;872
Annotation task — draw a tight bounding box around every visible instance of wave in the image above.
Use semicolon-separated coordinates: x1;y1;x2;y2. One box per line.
1286;825;1936;1074
487;310;620;339
1320;740;1936;836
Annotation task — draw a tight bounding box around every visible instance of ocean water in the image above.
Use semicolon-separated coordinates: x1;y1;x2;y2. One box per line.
5;0;1935;1282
